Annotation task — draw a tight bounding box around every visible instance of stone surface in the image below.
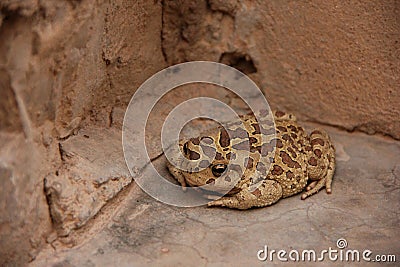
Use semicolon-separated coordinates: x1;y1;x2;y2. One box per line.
1;0;399;265
44;127;131;237
32;124;400;266
0;126;56;265
0;0;165;264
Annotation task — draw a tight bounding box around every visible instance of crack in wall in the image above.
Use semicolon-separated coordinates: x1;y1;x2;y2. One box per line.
160;0;168;64
305;119;400;141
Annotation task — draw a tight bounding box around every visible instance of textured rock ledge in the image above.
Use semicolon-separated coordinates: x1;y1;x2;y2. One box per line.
44;127;131;236
33;124;400;266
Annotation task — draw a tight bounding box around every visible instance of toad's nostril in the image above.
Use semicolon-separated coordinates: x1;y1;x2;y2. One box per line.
206;178;215;185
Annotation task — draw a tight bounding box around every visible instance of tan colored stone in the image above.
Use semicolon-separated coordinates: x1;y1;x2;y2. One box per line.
1;0;399;265
45;127;131;236
162;0;400;139
0;0;165;264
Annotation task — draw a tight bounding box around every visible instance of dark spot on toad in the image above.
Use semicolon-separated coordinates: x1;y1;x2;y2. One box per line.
191;137;200;145
201;145;216;158
228;187;242;194
287;147;297;158
276;139;283;148
219;128;230;147
260;125;275;135
199;160;210;168
250;146;261;153
256;162;266;174
258;139;276;156
297;139;304;146
271;165;284;175
280;151;301;168
286;171;294;179
227;127;248;139
215;152;224;160
314;148;322;158
206;179;215;185
261;119;274;126
282;134;290;141
226;152;236;160
311;138;325;146
251;123;261;135
249;137;258;145
252;188;262;197
311;130;322;135
229;164;242;172
288;125;297;132
245;157;254;169
277;126;287;132
308;157;318;166
189;150;200;160
232;140;250;150
201;137;214;144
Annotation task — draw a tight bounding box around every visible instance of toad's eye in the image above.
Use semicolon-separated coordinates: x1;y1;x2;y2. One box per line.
211;164;227;177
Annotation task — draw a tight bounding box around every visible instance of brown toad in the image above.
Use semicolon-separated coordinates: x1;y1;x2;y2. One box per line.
167;110;335;209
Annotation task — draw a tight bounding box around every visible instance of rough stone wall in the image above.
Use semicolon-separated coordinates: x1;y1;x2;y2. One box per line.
162;0;400;139
0;0;398;265
0;0;164;265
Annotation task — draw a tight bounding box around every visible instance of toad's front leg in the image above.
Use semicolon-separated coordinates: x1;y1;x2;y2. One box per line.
166;161;187;191
208;179;283;209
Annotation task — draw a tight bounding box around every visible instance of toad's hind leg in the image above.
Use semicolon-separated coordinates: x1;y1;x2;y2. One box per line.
208;179;283;209
301;129;336;200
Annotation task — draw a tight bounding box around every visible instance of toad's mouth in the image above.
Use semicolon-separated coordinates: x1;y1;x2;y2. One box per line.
183;175;242;196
